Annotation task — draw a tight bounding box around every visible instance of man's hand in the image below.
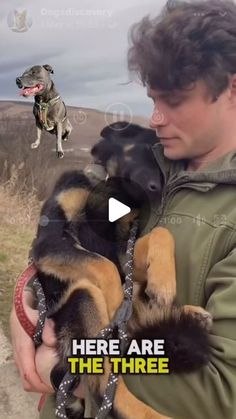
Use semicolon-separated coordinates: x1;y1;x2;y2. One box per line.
10;289;55;393
10;288;85;398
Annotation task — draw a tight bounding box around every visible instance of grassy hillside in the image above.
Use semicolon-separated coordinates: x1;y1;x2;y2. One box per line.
0;181;40;338
0;100;149;199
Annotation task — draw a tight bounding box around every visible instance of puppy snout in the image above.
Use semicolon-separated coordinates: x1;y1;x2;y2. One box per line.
16;78;22;88
148;181;159;192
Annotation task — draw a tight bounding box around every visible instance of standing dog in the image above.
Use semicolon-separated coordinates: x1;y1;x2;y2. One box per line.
32;122;212;418
16;64;72;158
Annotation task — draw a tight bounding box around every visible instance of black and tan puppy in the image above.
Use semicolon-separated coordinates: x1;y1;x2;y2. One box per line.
32;122;212;419
16;64;72;158
90;122;163;206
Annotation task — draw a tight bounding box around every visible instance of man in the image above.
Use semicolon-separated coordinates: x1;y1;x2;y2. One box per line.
10;0;236;418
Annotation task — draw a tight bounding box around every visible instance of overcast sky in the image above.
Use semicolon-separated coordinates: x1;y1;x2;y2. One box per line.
0;0;167;117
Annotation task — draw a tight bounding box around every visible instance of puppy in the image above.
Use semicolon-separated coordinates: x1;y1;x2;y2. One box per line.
16;64;72;158
32;122;212;418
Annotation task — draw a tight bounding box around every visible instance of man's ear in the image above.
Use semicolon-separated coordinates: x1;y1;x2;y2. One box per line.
226;74;236;103
43;64;54;74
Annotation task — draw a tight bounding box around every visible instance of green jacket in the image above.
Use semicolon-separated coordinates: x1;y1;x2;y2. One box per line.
123;143;236;419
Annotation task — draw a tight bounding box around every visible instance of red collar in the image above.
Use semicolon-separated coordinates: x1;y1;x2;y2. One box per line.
14;263;38;338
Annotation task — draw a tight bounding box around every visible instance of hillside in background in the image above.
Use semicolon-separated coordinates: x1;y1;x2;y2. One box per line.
0;100;149;199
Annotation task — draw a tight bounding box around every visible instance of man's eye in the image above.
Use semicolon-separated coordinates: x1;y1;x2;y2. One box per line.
169;101;181;107
166;97;184;107
151;96;183;107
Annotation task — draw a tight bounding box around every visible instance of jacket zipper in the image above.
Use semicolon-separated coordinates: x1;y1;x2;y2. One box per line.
156;180;189;226
155;184;168;226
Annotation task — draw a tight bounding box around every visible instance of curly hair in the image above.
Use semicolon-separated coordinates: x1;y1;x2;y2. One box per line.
127;0;236;100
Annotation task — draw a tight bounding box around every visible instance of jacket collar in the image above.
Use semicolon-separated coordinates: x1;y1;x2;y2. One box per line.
151;143;236;190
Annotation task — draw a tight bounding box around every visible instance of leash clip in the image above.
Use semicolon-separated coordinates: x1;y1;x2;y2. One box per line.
113;298;133;325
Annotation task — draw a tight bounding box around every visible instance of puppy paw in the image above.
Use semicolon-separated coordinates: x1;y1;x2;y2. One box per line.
145;284;174;307
194;311;212;331
31;141;40;149
183;305;213;331
57;150;64;159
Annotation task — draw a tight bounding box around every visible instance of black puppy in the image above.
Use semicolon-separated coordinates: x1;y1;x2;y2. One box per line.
32;122;212;419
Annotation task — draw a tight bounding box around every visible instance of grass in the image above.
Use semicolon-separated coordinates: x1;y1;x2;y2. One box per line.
0;253;8;263
0;176;40;339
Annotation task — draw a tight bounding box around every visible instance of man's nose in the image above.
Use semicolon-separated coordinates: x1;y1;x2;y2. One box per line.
149;106;168;129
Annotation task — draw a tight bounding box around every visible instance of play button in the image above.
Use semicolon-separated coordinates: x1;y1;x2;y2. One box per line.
108;198;130;222
84;176;152;243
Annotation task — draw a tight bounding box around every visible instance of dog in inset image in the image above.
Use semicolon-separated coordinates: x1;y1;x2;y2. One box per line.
32;122;212;419
16;65;72;158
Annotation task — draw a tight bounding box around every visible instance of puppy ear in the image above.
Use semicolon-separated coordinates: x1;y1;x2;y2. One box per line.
43;64;54;74
91;140;122;165
100;122;143;140
100;125;113;139
100;122;130;139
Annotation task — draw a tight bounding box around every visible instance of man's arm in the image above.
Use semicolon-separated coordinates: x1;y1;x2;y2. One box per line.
123;250;236;419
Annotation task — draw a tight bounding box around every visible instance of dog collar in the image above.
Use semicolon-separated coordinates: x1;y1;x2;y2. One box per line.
14;263;38;338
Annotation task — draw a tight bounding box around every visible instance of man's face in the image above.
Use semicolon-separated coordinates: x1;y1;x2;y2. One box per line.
148;80;228;160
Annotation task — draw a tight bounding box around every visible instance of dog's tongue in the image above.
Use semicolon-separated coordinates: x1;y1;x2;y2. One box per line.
19;84;43;96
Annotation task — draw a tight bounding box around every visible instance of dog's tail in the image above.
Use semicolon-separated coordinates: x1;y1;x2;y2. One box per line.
127;300;211;373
